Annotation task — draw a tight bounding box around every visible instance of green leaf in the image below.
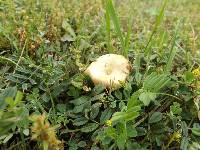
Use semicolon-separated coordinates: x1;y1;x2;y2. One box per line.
100;109;113;124
5;97;15;107
110;101;116;108
79;39;90;51
68;140;78;150
14;91;23;106
91;93;105;102
23;129;29;136
110;112;125;122
77;141;87;148
114;90;123;100
67;86;80;98
127;90;142;110
62;20;76;40
0;118;16;136
127;123;137;138
184;71;194;83
170;102;182;115
191;127;200;136
116;122;127;149
149;112;162;123
180;137;189;150
80;123;99;133
188;142;200;150
8;73;28;80
119;101;126;111
93;85;105;94
111;106;140;122
139;92;156;106
71;75;85;89
106;127;117;139
91;146;100;150
41;93;50;102
5;91;23;108
3;133;13;144
125;107;141;121
181;121;188;137
136;127;146;136
73;101;90;113
0;86;17;109
70;96;89;105
43;141;48;150
143;73;170;93
5;76;19;83
56;104;67;112
90;103;101;119
73;117;88;126
126;141;142;150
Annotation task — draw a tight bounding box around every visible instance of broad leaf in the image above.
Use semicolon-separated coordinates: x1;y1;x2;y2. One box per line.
127;90;142;110
111;106;140;122
73;117;88;126
191;127;200;136
149;112;162;123
100;109;113;124
116;122;127;149
80;123;99;133
139;92;156;106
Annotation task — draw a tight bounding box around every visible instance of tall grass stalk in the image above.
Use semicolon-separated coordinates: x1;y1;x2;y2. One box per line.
144;0;168;58
164;19;182;73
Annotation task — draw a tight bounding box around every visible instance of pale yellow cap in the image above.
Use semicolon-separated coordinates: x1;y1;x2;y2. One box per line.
85;54;131;89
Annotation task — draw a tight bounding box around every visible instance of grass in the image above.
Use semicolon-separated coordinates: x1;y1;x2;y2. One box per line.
0;0;200;149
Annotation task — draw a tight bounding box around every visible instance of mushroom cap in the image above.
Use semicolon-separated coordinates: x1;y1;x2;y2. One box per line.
85;54;132;89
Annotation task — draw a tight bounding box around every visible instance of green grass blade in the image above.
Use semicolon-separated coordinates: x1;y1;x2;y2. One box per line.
158;30;167;57
105;3;113;53
144;0;168;56
134;51;142;84
164;19;182;74
124;18;132;57
106;0;125;52
124;0;135;57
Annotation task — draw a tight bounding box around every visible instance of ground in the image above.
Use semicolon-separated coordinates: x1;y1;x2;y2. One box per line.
0;0;200;149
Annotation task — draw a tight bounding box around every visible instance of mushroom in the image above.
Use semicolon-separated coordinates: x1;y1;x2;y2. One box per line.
85;54;132;90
